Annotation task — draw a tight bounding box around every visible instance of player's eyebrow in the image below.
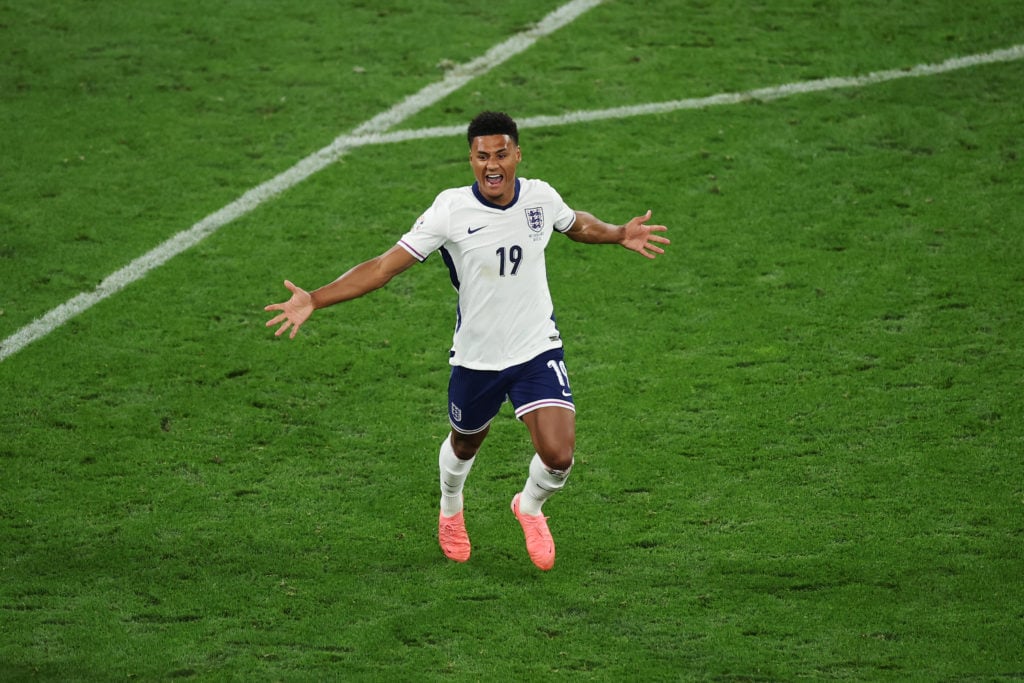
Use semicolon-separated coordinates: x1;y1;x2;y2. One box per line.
476;146;510;156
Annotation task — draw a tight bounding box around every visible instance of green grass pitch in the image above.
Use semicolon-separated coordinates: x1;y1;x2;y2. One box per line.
2;1;1023;679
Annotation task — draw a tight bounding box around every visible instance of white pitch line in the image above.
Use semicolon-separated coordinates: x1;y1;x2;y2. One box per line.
0;0;604;363
3;40;1023;363
333;43;1024;148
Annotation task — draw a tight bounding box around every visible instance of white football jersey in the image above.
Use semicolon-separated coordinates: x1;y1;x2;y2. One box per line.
398;178;577;371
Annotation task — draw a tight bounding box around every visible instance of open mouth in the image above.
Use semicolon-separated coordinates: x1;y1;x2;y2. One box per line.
485;173;503;187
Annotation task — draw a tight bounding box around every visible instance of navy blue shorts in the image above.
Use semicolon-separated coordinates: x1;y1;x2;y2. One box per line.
448;347;575;434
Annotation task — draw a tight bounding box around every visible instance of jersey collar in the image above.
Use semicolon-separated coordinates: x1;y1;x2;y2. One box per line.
471;178;521;210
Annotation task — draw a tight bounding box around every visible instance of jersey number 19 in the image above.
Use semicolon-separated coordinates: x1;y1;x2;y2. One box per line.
496;245;523;276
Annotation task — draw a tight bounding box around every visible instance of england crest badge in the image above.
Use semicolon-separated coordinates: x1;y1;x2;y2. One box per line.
524;207;544;233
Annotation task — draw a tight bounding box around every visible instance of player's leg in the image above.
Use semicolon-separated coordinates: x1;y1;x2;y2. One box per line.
508;349;577;570
512;347;577;511
438;366;503;562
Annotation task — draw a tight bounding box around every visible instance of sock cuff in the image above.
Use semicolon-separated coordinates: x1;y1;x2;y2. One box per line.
529;453;573;490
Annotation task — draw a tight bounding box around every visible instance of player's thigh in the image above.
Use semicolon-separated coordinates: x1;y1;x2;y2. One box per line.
521;407;575;470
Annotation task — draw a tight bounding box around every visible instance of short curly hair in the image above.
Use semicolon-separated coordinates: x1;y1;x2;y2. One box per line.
467;111;519;147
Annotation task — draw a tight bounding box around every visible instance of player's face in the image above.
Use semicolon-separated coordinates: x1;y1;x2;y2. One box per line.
469;134;522;206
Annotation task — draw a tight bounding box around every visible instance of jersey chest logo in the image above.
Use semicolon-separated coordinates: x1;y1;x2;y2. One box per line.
524;207;544;233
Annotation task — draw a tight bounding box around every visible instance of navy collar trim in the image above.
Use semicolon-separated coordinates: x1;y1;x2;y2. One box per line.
471;178;521;210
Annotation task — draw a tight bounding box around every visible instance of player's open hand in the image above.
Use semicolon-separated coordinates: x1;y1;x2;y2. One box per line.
264;280;314;339
622;210;669;259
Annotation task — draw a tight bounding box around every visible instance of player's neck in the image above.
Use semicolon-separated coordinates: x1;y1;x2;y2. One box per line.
472;178;521;209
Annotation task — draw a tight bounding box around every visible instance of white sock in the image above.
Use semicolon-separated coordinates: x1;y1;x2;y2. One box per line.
518;453;572;516
439;434;475;517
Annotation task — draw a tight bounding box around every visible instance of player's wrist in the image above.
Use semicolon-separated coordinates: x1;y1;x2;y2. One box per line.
616;223;630;245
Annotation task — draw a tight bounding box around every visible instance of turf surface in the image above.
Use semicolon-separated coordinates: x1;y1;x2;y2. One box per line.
2;1;1023;679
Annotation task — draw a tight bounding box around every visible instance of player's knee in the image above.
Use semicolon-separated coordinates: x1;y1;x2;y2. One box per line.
451;429;488;460
452;442;479;460
538;440;574;471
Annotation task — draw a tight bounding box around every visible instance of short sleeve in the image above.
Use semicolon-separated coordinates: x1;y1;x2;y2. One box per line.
397;192;453;262
549;187;576;233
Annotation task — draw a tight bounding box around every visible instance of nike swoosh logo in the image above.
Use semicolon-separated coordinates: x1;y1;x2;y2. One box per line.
467;225;487;234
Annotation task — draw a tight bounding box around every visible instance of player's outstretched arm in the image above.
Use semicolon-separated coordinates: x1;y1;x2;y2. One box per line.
566;209;669;259
264;245;417;339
